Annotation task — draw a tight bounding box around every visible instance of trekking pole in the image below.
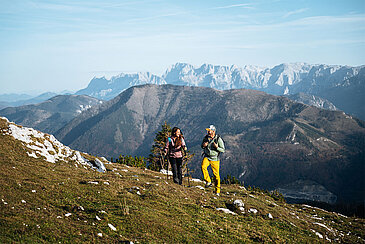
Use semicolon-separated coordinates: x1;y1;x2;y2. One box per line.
186;158;190;187
165;157;169;181
183;148;190;187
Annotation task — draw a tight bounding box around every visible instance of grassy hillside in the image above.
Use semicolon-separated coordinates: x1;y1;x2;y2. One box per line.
0;118;364;243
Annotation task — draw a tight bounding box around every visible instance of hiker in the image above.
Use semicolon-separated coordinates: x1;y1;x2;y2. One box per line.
201;125;225;195
164;127;187;185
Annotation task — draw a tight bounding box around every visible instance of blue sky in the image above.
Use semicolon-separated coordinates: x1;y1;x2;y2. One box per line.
1;0;364;94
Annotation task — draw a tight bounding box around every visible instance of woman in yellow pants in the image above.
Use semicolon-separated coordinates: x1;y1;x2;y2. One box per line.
201;125;225;195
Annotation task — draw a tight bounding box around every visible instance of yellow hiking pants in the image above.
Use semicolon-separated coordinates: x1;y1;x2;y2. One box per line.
201;157;220;194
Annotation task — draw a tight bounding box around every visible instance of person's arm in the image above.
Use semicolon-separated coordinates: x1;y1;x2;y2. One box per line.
164;138;170;155
182;138;187;151
201;136;208;148
216;137;225;153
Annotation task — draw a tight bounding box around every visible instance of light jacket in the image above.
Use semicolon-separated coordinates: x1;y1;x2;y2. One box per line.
201;134;225;161
164;136;186;158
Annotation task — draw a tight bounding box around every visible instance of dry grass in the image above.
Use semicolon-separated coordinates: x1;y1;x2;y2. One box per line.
0;118;364;243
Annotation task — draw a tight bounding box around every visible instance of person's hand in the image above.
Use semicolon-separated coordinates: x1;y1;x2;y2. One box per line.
213;142;218;149
202;142;208;148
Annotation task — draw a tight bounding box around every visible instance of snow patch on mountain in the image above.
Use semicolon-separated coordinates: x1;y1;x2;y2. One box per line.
2;117;106;172
76;104;92;113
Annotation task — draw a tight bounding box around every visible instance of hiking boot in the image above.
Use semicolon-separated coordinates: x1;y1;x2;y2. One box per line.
205;182;212;188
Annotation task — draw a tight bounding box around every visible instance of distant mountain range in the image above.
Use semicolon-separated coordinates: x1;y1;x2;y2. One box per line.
0;95;102;134
1;63;363;119
73;63;365;120
0;92;66;110
55;84;365;206
75;72;166;100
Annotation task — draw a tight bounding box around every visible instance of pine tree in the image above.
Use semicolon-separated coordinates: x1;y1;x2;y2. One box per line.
148;122;171;171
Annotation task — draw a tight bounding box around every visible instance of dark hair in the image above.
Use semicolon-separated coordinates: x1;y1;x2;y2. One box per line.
171;127;183;147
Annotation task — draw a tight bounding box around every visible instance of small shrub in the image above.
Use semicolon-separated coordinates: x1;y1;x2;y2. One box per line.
114;154;147;168
222;174;241;185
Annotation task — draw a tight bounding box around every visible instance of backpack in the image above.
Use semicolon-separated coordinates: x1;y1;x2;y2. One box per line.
203;134;224;158
167;136;184;154
214;134;224;158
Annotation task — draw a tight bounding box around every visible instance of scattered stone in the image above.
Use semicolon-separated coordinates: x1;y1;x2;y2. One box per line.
249;208;258;214
108;223;117;231
103;182;110;185
21;200;26;203
266;200;278;206
96;215;101;221
190;178;203;183
31;190;36;193
233;199;245;213
88;181;99;185
79;206;85;211
160;169;173;175
194;186;205;190
233;199;244;208
65;213;72;217
311;229;323;239
268;213;273;219
92;158;106;173
337;213;348;218
217;208;237;215
97;233;103;237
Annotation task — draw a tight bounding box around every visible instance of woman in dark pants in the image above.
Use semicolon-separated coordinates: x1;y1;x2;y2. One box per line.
164;127;187;185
